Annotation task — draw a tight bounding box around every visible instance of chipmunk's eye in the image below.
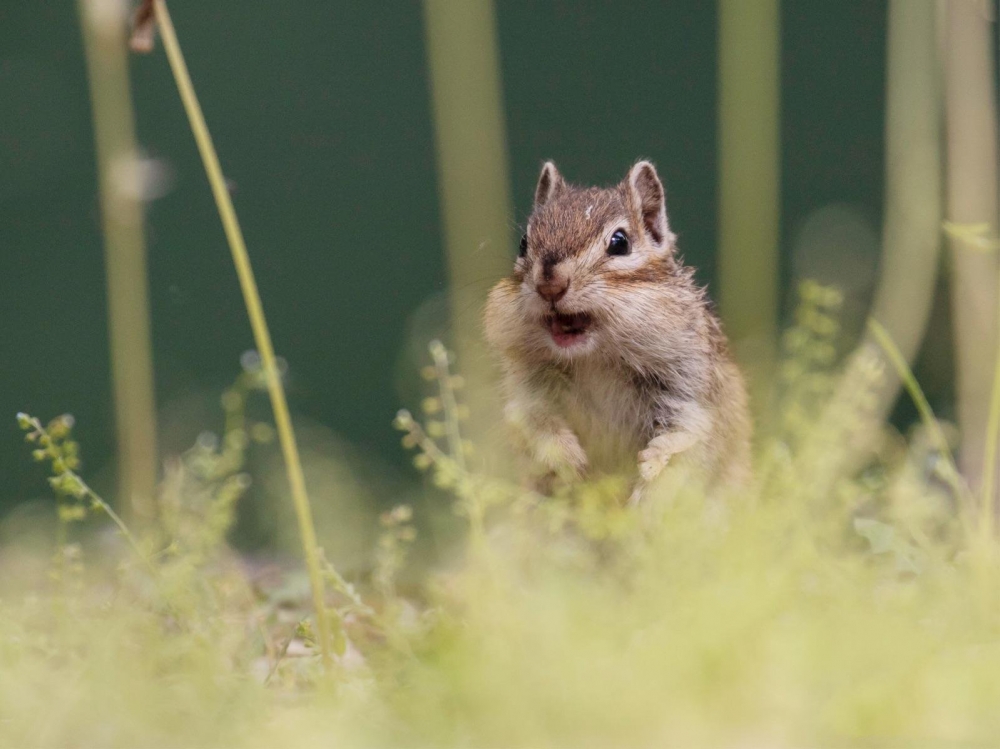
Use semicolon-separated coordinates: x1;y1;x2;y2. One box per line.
607;229;630;256
518;233;528;258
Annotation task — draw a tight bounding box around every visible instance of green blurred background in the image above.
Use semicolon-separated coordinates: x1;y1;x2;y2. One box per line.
1;2;898;519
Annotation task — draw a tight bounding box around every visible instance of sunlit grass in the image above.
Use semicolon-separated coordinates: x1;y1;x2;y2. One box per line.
4;287;1000;747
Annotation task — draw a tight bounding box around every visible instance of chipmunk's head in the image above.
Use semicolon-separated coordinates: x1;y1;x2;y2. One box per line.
491;160;679;359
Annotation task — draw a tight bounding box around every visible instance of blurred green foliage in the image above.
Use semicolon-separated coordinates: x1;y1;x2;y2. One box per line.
4;294;1000;746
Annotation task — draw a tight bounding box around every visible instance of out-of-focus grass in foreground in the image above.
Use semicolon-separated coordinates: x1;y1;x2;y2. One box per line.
3;283;1000;748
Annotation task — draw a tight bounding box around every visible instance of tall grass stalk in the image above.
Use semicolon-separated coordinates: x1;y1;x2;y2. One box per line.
78;0;158;521
989;0;1000;545
151;0;332;669
717;0;780;396
821;0;942;477
944;0;1000;496
861;0;942;421
984;349;1000;538
422;0;513;459
868;318;974;523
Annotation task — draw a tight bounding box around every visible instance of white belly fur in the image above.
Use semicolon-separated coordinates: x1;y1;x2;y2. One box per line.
557;360;649;475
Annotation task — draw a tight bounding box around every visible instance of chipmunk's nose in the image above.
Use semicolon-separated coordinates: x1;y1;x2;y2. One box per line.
536;277;569;303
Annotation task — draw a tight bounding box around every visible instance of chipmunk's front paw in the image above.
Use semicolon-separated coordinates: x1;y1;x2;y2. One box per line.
637;445;670;483
638;431;697;481
632;431;700;504
535;428;588;480
631;450;668;506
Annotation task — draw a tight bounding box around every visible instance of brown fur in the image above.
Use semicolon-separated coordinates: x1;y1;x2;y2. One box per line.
484;160;752;502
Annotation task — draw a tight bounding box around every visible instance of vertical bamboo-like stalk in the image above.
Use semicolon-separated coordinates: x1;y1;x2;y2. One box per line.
78;0;158;520
830;0;941;459
422;0;513;451
717;0;781;392
864;0;942;415
944;0;1000;498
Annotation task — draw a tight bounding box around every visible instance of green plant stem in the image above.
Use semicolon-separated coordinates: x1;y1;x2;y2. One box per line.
26;415;157;579
428;342;490;545
89;485;160;578
862;0;942;422
718;0;781;394
263;621;302;686
152;0;332;670
820;0;942;481
867;318;974;519
78;0;158;522
945;0;1000;494
422;0;512;460
983;306;1000;538
429;341;466;473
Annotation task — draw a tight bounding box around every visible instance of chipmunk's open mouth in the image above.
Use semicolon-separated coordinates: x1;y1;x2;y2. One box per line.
546;312;593;348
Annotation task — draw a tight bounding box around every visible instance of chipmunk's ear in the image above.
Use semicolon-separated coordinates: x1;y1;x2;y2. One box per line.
534;161;566;208
626;160;673;248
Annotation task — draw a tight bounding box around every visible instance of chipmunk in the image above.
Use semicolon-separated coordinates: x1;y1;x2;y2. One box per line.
484;160;751;503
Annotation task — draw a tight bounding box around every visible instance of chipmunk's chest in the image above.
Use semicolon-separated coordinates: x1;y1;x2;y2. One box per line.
556;362;654;473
